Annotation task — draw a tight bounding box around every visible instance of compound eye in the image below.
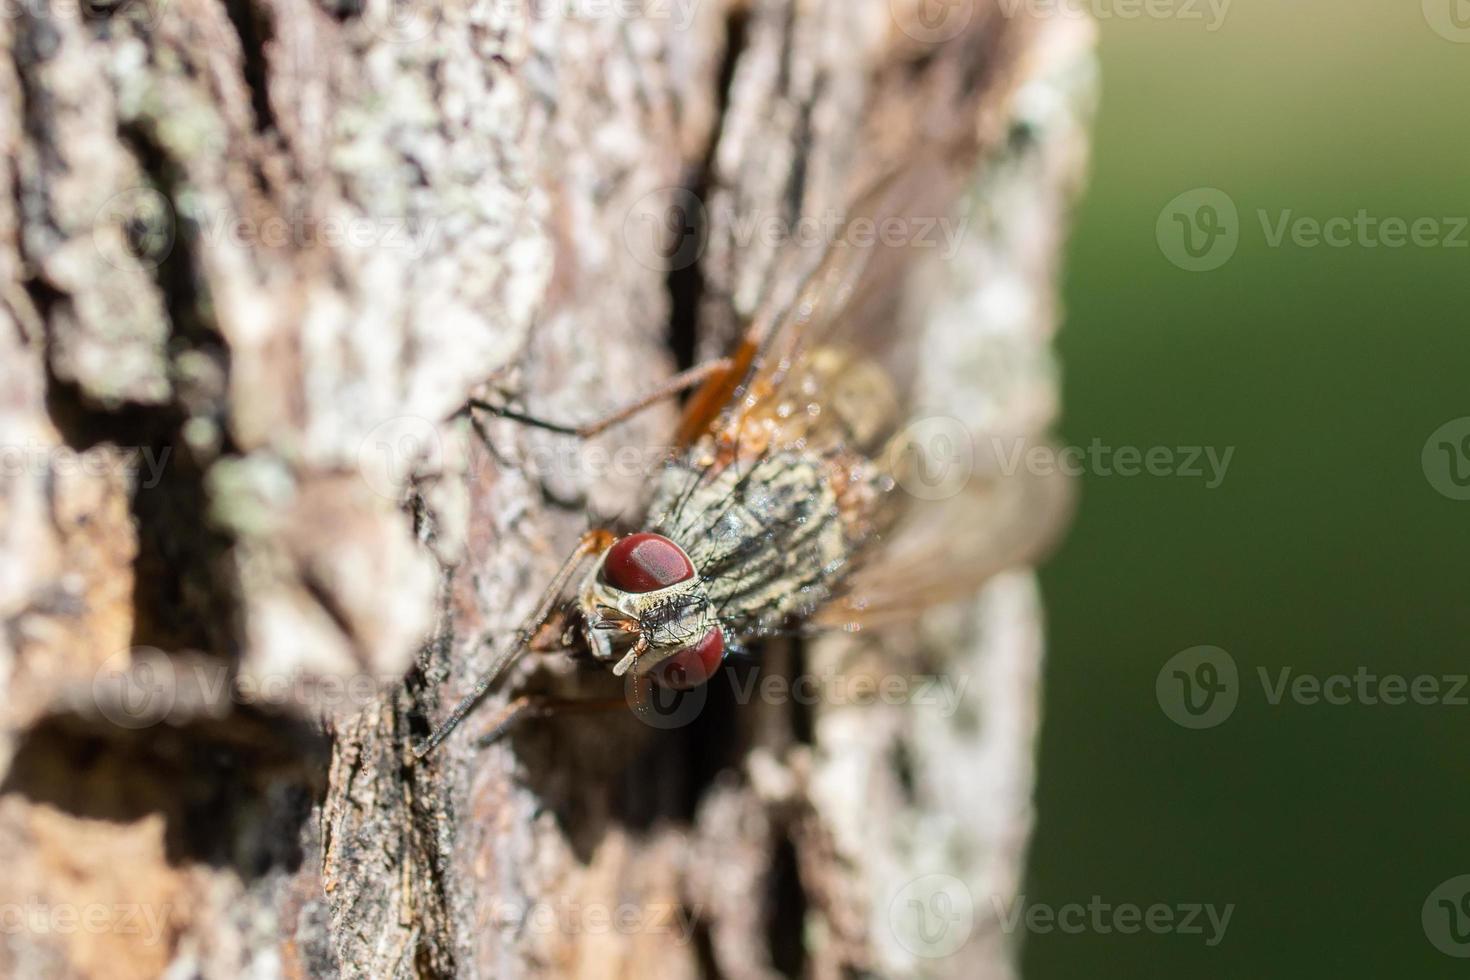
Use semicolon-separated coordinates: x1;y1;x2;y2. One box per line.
601;533;696;594
651;626;725;690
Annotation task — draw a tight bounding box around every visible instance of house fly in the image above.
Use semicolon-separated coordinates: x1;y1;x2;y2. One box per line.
414;153;1070;759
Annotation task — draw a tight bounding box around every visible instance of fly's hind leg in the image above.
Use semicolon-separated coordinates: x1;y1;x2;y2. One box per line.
463;357;734;439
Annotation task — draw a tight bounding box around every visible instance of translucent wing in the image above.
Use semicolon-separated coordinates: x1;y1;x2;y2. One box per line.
674;153;967;451
811;448;1075;631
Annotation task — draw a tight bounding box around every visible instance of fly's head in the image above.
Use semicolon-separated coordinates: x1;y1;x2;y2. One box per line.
580;532;726;690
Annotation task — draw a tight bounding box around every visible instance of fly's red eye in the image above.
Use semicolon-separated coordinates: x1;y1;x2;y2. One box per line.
601;533;696;593
651;626;725;690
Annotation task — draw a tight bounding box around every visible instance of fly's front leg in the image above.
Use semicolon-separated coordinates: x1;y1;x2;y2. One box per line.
413;528;615;760
463;357;734;439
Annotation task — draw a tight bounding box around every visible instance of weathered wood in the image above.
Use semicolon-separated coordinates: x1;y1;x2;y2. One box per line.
0;1;1093;976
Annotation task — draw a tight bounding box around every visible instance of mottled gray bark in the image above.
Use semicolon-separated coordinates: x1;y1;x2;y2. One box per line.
0;1;1093;977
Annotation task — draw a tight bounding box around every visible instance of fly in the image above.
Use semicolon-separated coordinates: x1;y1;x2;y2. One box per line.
413;152;1070;759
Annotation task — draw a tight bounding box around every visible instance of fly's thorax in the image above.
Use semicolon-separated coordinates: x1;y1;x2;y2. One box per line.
645;448;883;635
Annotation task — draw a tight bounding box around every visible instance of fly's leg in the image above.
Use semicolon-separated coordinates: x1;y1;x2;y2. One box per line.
464;357;734;439
473;695;631;746
413;528;616;760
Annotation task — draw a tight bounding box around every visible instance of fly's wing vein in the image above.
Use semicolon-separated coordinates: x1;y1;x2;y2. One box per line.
813;461;1074;631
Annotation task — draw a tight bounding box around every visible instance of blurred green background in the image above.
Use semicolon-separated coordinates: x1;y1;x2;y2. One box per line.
1025;1;1470;977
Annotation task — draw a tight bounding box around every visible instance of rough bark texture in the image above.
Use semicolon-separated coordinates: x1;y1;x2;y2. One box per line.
0;1;1094;978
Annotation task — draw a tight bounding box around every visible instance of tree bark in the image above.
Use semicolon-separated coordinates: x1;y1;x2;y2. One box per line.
0;1;1094;977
